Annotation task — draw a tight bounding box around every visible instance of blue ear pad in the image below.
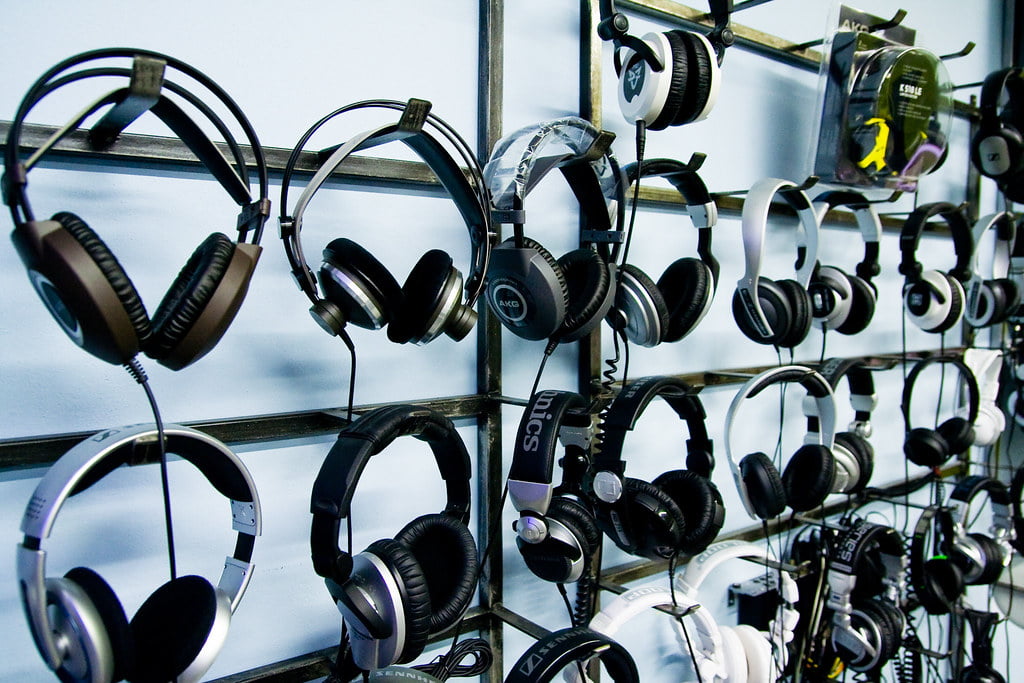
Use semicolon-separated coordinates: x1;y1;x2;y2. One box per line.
739;452;786;519
656;257;712;343
321;238;404;330
781;444;836;512
364;539;432;664
387;250;457;344
835;275;876;335
129;575;219;683
652;469;724;554
732;278;793;346
555;248;612;343
834;432;874;493
621;477;688;559
64;567;135;682
775;279;812;348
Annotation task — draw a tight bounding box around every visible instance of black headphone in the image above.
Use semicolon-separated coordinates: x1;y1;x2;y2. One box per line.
961;609;1007;683
732;178;820;348
279;99;492;345
808;191;881;336
1010;465;1024;556
610;158;720;347
826;519;907;676
508;390;602;585
309;405;479;671
588;376;725;559
812;357;877;494
596;0;732;130
898;201;974;334
901;355;980;468
482;117;622;343
725;366;838;520
942;476;1013;587
965;212;1021;328
971;67;1024;202
17;424;261;683
504;627;639;683
3;48;269;370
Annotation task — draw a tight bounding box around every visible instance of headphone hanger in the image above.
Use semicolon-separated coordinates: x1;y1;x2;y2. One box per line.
597;0;734;69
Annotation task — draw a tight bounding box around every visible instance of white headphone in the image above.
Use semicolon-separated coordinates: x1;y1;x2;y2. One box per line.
964;212;1020;328
963;347;1007;446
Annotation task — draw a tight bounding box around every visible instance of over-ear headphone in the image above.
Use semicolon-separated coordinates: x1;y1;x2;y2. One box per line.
811;357;877;494
596;0;732;129
971;67;1024;200
508;390;601;585
898;201;974;334
504;627;638;683
941;475;1013;587
911;504;963;615
826;519;907;675
961;609;1007;683
965;212;1021;328
610;158;720;347
808;192;881;336
732;178;820;348
17;424;261;683
588;376;725;559
963;348;1007;447
3;48;270;370
482;117;621;342
309;405;479;671
279;99;492;345
1011;465;1024;556
724;366;837;520
901;355;980;468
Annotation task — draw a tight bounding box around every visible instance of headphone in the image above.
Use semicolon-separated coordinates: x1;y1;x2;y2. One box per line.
309;405;479;671
482;116;621;343
965;212;1021;328
732;178;820;349
971;67;1024;201
724;365;838;520
17;423;261;683
596;0;732;130
279;99;492;345
961;609;1007;683
1011;465;1024;556
898;201;974;334
610;158;720;347
811;358;877;494
3;49;270;370
808;191;881;336
508;390;601;585
588;376;725;559
677;540;801;683
826;519;907;676
963;347;1007;447
504;627;638;683
901;355;980;468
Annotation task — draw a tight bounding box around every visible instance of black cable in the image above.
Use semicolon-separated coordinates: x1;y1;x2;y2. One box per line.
413;638;493;680
530;342;557;399
557;583;590;682
668;551;704;683
339;327;357;425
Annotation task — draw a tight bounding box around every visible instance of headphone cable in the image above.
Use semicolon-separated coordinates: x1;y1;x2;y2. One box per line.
339;327;357;425
668;551;705;683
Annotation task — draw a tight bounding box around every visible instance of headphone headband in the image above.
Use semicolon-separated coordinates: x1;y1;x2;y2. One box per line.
505;627;639;683
979;67;1024;124
965;212;1015;322
812;191;882;282
898;201;973;282
901;355;981;431
948;475;1012;531
814;357;876;430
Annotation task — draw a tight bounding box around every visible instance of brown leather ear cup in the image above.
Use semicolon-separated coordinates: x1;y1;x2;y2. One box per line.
835;275;876;335
364;539;432;664
782;444;836;511
775;278;812;348
656;257;712;343
555;248;611;342
833;432;874;493
394;513;478;634
387;249;457;344
320;238;404;329
739;452;787;519
622;477;688;559
64;567;135;682
651;469;724;554
669;30;714;126
732;278;794;346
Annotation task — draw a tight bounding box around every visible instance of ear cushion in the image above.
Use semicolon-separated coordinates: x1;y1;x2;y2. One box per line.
388;249;457;344
732;623;774;683
321;238;404;329
656;257;712;343
992;277;1021;317
917;556;963;614
932;274;965;333
834;432;874;493
547;497;603;559
365;539;432;663
850;599;899;673
617;263;670;345
835;275;876;335
717;626;749;683
782;444;836;511
740;452;787;519
648;30;691;132
394;513;479;634
672;31;715;126
129;575;220;683
936;417;975;456
652;469;724;555
964;533;1005;586
732;277;793;346
775;278;812;348
555;248;611;342
904;427;950;467
146;232;235;361
53;211;152;341
64;567;135;682
622;477;687;559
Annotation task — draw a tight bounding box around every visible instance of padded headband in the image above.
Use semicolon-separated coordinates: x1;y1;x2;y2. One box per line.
900;355;981;431
947;475;1012;537
504;627;639;683
979;67;1024;124
812;190;882;283
678;540;799;606
828;518;905;577
898;201;973;283
966;213;1015;321
813;357;877;431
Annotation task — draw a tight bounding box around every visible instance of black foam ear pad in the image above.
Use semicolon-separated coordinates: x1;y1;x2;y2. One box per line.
365;539;432;664
904;428;950;467
53;211;152;341
834;432;874;493
936;417;975;456
732;278;793;346
129;575;220;683
146;232;235;361
934;274;965;333
782;444;836;511
853;600;900;673
617;264;670;344
622;477;688;559
739;452;787;519
651;469;724;554
394;513;479;635
648;30;691;132
518;498;601;584
656;257;712;343
669;30;714;127
548;497;603;559
555;248;611;342
388;250;457;344
321;238;404;330
917;557;963;615
990;278;1020;322
775;278;812;348
64;567;135;682
964;533;1005;586
835;276;876;335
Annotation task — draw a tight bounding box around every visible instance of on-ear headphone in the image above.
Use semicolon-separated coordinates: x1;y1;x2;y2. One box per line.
508;390;601;586
17;424;262;683
482;117;621;343
588;376;725;559
309;405;479;671
961;609;1007;683
901;355;980;468
611;158;720;347
808;191;881;336
971;67;1024;200
3;48;271;370
965;212;1021;328
811;357;877;494
279;99;492;345
724;366;838;520
596;0;732;129
963;348;1007;447
732;178;820;348
504;627;639;683
898;201;974;334
826;519;907;676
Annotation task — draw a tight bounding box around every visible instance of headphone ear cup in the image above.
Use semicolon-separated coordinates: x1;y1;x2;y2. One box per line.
781;444;836;511
833;432;874;493
663;30;716;127
486;236;569;340
362;539;432;664
614;264;670;347
652;470;725;555
320;238;404;330
809;266;853;332
647;31;691;131
522;497;602;584
732;623;774;683
904;427;951;467
739;452;787;519
621;477;688;560
775;279;812;348
555;248;613;343
973;124;1024;178
388;250;470;345
848;599;900;673
656;257;713;343
835;275;876;335
963;533;1006;586
62;567;135;682
936;417;975;456
917;556;964;615
716;626;750;683
732;277;793;346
